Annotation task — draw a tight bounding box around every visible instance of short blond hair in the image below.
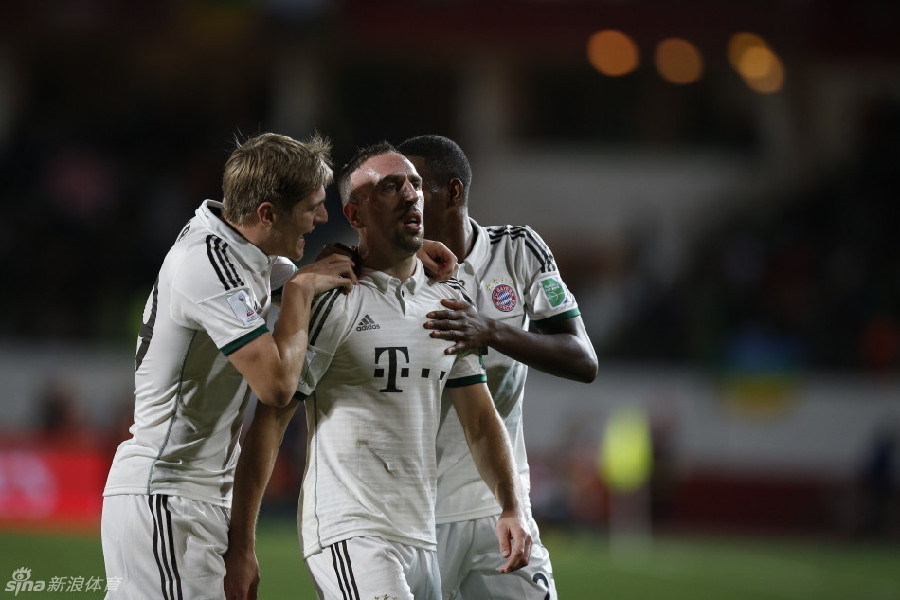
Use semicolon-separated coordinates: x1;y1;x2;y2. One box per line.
222;132;332;225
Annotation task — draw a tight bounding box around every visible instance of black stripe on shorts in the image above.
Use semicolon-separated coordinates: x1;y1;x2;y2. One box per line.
148;495;184;600
329;540;360;600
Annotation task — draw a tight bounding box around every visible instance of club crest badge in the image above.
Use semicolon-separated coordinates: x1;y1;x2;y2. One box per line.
491;283;517;312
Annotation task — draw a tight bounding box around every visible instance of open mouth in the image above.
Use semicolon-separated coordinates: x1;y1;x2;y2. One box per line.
403;212;422;231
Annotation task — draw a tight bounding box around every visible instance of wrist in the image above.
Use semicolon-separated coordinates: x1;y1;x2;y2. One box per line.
226;533;256;554
284;274;317;299
484;317;501;348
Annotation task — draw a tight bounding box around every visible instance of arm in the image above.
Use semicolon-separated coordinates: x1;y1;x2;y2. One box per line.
224;400;300;600
447;383;532;573
426;299;598;382
228;272;349;407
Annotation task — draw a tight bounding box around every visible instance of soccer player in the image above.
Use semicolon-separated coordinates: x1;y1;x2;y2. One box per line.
225;142;531;600
101;132;355;599
397;134;599;600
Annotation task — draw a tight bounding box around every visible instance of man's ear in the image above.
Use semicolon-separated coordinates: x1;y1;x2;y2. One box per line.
344;201;362;228
257;202;277;228
448;178;465;207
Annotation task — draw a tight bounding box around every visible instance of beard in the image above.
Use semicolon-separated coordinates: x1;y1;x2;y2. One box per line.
393;229;424;256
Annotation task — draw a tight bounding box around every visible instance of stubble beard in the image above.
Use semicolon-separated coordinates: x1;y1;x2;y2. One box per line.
395;229;424;257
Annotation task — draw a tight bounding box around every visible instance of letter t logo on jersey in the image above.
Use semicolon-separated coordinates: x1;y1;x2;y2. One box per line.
373;347;410;392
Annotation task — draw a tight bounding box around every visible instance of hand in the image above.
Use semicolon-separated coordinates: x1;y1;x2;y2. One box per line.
418;240;458;281
424;298;494;354
288;270;354;296
495;512;532;573
296;251;358;294
315;242;361;272
224;546;260;600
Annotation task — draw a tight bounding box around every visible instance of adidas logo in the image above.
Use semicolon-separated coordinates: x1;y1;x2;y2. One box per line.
355;314;381;331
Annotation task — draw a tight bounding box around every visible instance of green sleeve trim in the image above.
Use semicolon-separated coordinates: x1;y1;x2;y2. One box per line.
532;308;581;328
221;324;269;356
445;373;488;388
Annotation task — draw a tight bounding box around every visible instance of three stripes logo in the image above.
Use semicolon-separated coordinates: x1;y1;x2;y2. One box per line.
355;314;381;331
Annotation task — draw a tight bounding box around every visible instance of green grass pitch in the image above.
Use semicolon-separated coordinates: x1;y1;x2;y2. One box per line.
1;521;898;599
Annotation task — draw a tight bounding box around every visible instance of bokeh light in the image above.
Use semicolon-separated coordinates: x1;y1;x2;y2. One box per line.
655;38;704;84
587;30;639;77
729;32;785;94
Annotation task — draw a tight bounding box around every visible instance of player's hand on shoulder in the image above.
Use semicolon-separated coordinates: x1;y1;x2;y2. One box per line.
496;511;532;574
288;269;354;296
314;243;361;272
291;246;358;295
419;239;458;281
424;298;494;354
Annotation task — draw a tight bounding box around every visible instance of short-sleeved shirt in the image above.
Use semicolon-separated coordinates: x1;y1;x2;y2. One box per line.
435;220;581;523
104;200;292;506
296;260;486;557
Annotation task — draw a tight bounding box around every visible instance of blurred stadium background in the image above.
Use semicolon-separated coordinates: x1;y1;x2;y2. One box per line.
1;0;899;597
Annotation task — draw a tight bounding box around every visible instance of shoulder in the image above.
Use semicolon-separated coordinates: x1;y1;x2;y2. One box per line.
485;224;558;273
484;224;545;246
430;276;475;304
167;233;249;298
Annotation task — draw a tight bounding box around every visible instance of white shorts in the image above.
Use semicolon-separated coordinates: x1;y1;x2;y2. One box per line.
305;536;440;600
101;494;229;600
437;515;557;600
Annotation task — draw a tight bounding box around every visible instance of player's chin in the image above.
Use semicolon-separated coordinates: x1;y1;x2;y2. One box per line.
288;239;306;261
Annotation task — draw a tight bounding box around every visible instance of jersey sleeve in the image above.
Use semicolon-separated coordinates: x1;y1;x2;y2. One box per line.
270;256;298;302
515;226;581;327
445;352;487;388
296;288;346;398
170;248;267;355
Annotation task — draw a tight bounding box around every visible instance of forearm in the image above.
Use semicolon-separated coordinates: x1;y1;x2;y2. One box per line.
486;320;597;383
469;413;522;515
229;402;298;552
454;388;522;515
270;283;315;380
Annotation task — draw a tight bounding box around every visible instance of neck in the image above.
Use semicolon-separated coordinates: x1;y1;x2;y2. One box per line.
357;244;418;281
220;212;268;254
230;221;270;255
429;210;475;262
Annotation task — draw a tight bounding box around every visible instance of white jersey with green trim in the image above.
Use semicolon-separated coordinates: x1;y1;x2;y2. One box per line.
104;200;292;506
435;220;581;523
296;260;486;557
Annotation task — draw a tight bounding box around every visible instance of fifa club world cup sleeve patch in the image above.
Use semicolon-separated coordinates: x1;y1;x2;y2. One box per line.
537;274;571;308
226;289;263;326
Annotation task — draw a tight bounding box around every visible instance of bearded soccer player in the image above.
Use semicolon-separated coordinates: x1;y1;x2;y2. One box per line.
226;142;531;600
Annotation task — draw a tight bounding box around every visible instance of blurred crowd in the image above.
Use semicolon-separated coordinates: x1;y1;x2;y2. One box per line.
603;98;900;374
3;94;899;372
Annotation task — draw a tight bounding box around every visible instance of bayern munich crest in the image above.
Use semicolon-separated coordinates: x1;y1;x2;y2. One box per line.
491;284;517;312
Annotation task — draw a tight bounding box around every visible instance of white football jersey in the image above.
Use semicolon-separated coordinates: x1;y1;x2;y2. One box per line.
104;200;293;506
296;261;486;557
435;220;581;523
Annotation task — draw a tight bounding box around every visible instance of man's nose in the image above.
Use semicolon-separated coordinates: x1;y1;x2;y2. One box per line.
315;203;328;223
401;179;419;200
